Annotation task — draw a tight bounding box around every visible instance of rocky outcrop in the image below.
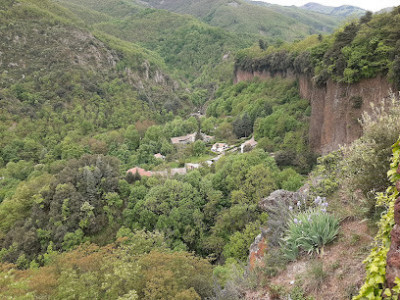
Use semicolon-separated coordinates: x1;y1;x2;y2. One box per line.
258;190;307;247
248;189;307;269
234;70;394;154
248;233;267;269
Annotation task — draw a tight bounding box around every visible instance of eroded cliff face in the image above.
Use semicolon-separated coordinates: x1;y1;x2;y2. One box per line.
235;70;394;154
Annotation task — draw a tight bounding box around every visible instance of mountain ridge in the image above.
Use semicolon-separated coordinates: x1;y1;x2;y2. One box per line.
140;0;350;40
300;2;366;17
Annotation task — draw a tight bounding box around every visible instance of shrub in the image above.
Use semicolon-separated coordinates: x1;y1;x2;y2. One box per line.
339;94;400;217
192;140;206;157
354;137;400;299
289;286;314;300
351;96;363;109
278;168;304;191
281;207;339;261
262;248;288;277
307;151;341;198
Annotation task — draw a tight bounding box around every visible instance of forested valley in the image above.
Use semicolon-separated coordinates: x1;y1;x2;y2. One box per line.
1;0;400;299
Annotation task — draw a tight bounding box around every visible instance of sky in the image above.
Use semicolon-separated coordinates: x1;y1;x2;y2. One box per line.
258;0;399;12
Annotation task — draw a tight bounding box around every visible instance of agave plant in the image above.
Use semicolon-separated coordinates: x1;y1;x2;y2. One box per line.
281;207;339;261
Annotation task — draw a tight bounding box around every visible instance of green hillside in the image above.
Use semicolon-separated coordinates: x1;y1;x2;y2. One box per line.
249;1;344;32
57;0;250;89
0;0;191;170
3;1;399;299
235;8;400;88
141;0;346;40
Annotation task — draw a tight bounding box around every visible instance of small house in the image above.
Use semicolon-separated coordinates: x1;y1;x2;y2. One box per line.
154;153;166;160
211;143;229;153
171;133;196;144
185;163;200;170
126;167;152;177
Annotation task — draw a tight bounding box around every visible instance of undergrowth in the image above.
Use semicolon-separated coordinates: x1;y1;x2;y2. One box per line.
354;138;400;299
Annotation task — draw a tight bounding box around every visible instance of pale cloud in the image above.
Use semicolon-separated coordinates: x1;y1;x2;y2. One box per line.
256;0;399;12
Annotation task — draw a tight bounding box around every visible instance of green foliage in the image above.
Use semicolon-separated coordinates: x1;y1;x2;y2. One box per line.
281;208;339;261
0;1;324;297
222;222;260;261
62;229;85;251
307;151;341;198
208;78;313;172
354;138;400;299
235;9;400;85
289;286;314;300
262;248;289;277
339;96;400;217
131;179;206;251
192;140;207;157
0;173;53;239
141;0;345;42
4;161;34;181
233;113;253;138
0;237;214;299
213;257;244;288
279;168;305;191
65;0;248;86
0;155;121;262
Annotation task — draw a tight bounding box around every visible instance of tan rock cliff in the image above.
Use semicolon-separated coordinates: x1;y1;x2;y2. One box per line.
235;70;394;154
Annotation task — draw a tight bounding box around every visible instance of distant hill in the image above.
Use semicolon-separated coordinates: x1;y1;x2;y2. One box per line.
139;0;348;41
300;2;366;17
248;1;343;33
378;7;395;14
0;0;187;121
57;0;249;88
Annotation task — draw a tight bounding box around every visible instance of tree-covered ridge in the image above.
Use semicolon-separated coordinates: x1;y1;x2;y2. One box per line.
140;0;347;40
0;0;194;172
0;0;189;120
235;7;400;88
0;237;215;299
57;0;250;90
0;149;304;265
299;2;366;17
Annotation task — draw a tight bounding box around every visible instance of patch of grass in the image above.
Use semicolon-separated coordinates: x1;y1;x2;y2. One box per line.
349;233;361;246
305;260;327;291
330;261;341;271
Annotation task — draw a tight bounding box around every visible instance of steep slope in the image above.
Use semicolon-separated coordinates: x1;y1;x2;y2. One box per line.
57;0;250;89
1;0;187;116
0;0;190;172
139;0;344;40
233;7;400;153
